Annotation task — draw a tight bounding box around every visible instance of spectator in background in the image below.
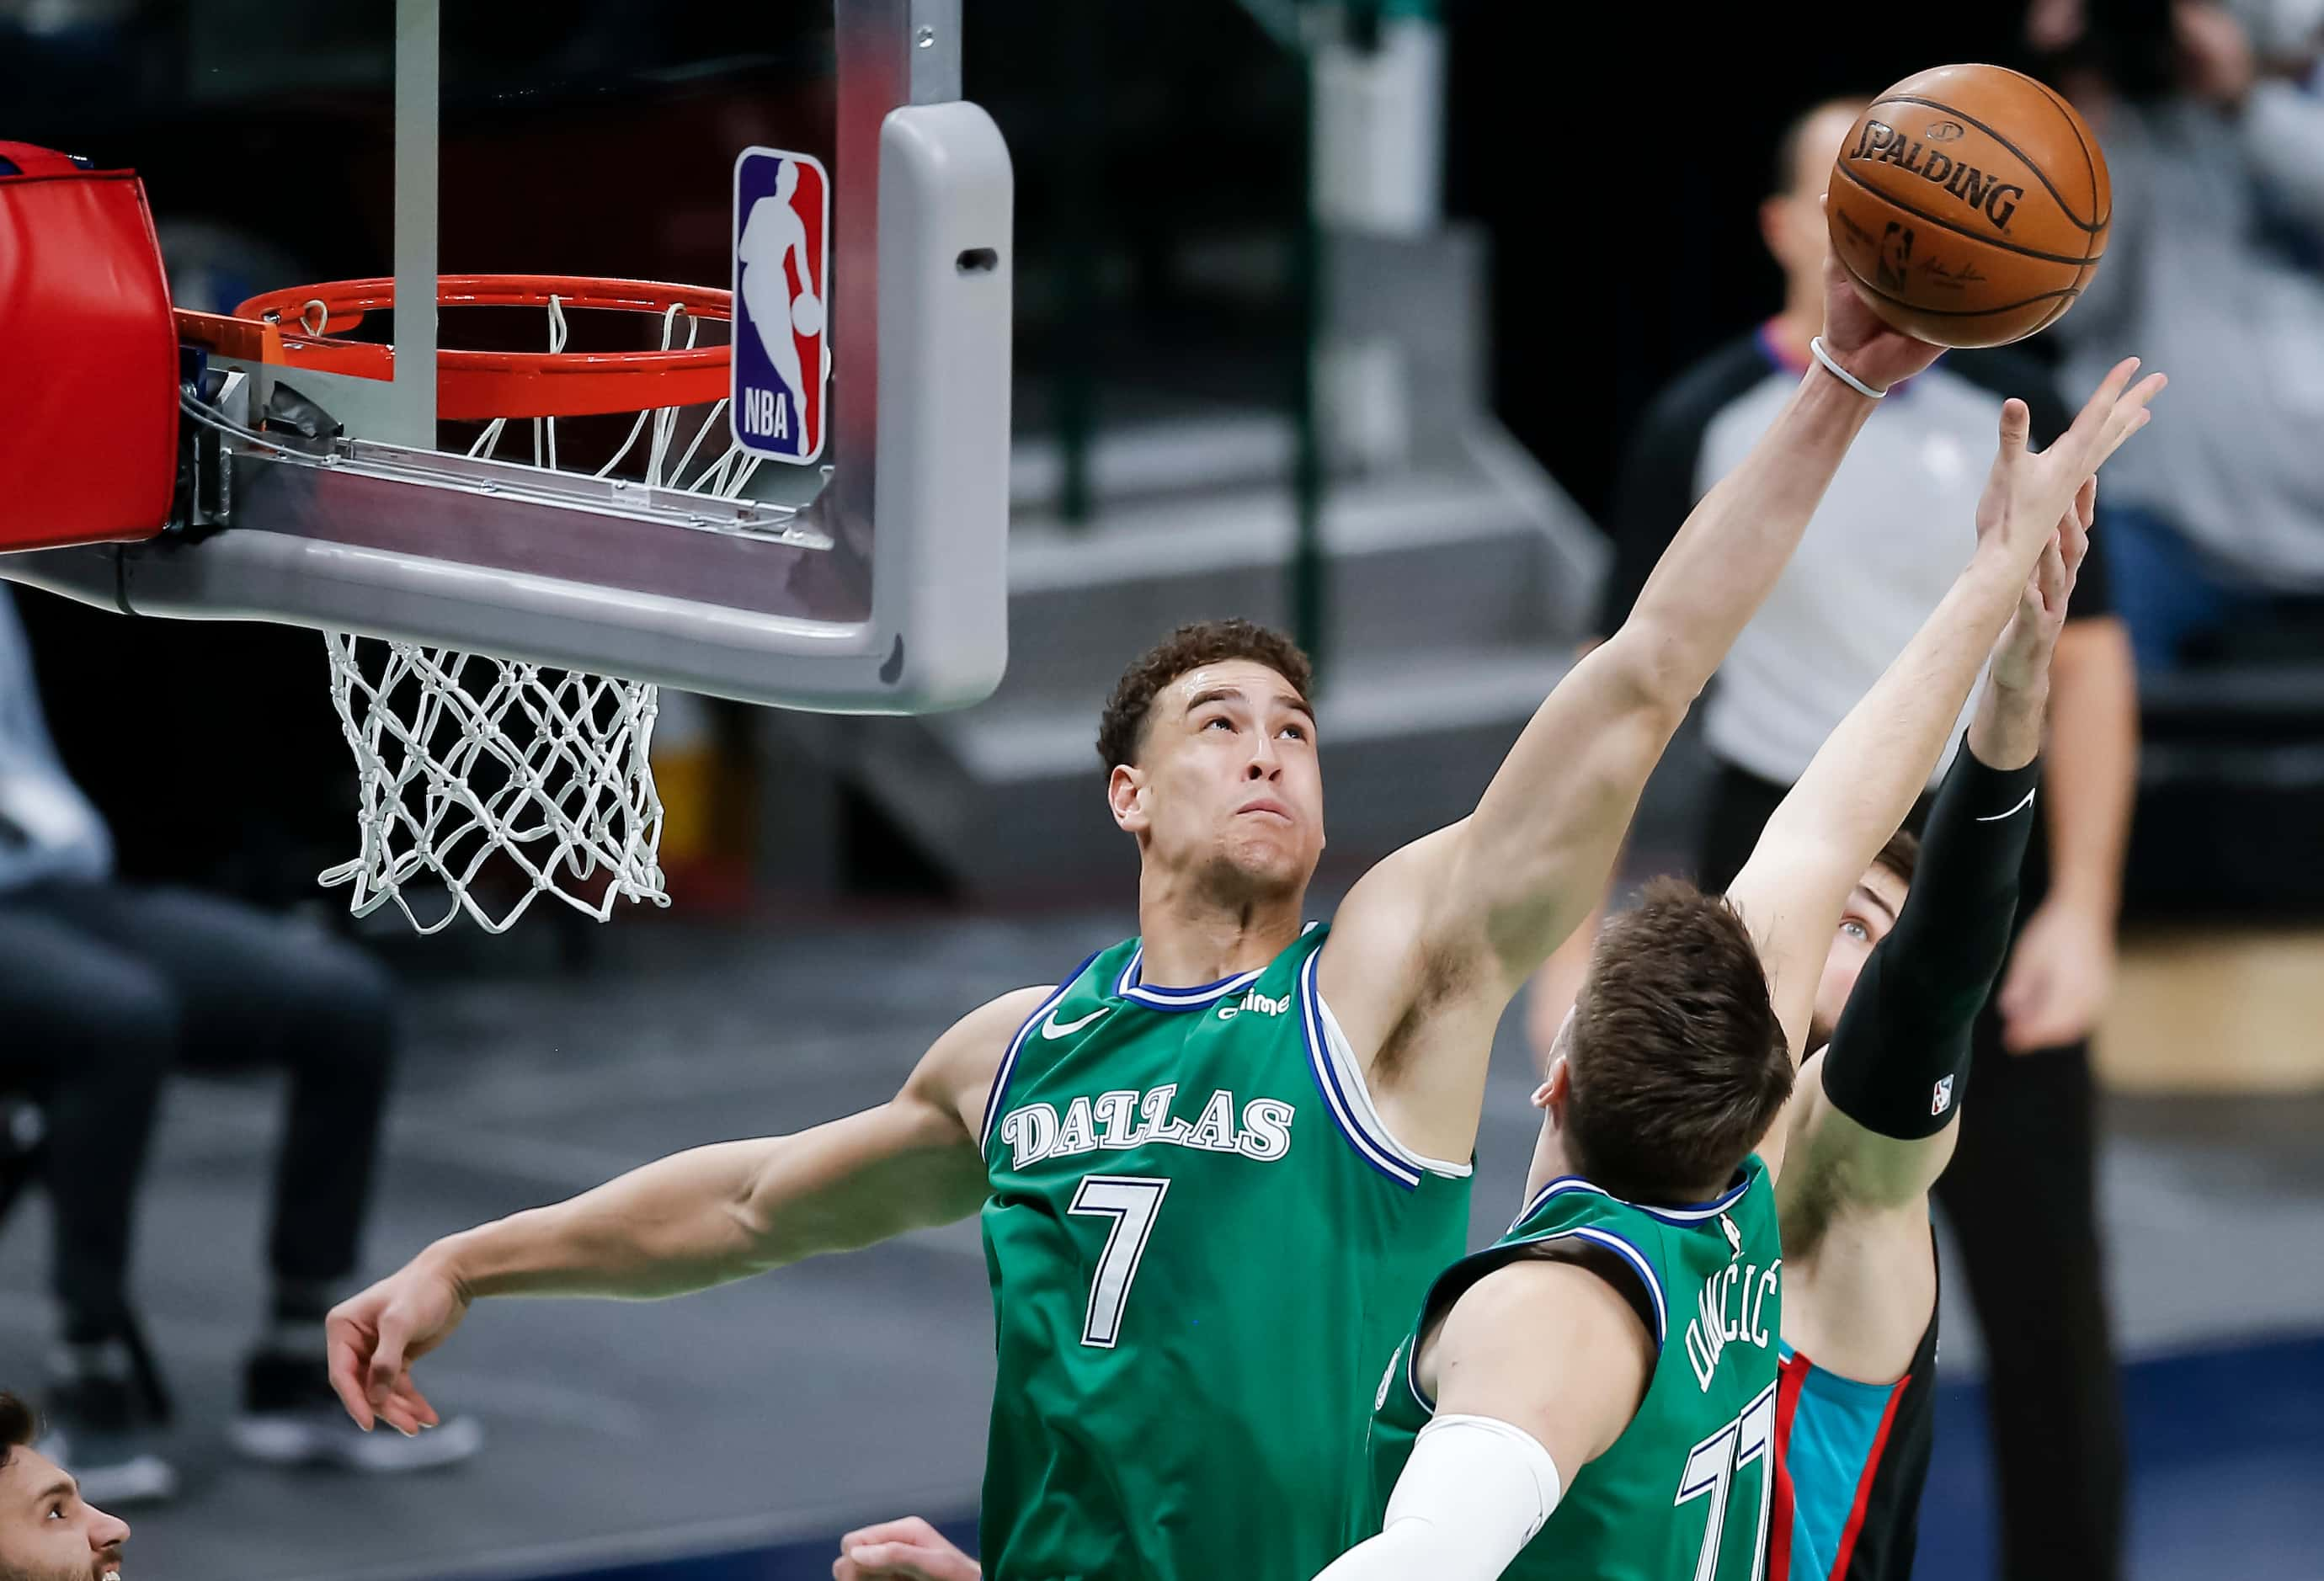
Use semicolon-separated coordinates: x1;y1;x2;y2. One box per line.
2035;0;2324;669
1526;97;2141;1581
0;588;480;1503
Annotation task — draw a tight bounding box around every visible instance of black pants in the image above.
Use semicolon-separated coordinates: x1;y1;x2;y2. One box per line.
1700;760;2125;1581
0;881;398;1337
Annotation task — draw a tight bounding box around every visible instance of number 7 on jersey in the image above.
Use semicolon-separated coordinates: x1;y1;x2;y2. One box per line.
1068;1175;1171;1349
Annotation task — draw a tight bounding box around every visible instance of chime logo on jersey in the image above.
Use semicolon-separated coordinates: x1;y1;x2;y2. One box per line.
731;146;831;464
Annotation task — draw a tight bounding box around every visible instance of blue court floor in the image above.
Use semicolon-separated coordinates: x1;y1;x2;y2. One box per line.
533;1335;2324;1581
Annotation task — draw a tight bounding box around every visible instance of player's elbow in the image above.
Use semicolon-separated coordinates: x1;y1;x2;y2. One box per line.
1593;625;1703;727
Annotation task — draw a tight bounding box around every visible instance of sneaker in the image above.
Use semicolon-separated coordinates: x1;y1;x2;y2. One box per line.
228;1349;483;1472
39;1341;179;1505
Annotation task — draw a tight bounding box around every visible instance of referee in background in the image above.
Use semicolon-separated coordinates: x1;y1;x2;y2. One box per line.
1527;97;2140;1581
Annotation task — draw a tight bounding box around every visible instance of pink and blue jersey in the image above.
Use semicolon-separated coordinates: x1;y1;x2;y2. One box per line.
1769;1302;1939;1581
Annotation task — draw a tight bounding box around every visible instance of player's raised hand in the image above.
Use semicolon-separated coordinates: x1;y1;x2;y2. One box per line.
1975;357;2163;570
1815;215;1947;392
1983;472;2110;1054
833;1517;981;1581
325;1254;471;1436
1991;474;2093;692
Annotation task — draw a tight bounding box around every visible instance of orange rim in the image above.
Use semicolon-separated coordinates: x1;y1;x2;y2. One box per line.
177;275;734;422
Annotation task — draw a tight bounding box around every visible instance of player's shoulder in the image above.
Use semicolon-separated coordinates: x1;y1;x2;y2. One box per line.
1431;1230;1665;1411
924;982;1062;1077
1451;1247;1644;1337
978;983;1062;1030
951;940;1128;1049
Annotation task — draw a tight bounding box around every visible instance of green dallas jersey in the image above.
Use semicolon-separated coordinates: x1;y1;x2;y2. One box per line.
978;924;1472;1581
1361;1158;1783;1580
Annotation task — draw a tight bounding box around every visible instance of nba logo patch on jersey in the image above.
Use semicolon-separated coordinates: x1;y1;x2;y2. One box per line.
732;147;831;464
1932;1074;1955;1116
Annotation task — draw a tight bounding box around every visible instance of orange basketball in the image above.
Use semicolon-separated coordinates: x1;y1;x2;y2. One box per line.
1826;63;2109;349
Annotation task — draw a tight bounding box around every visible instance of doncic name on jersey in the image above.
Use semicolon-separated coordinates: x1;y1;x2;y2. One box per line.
731;146;831;464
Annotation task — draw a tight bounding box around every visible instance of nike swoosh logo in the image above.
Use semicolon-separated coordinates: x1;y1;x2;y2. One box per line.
1041;1008;1111;1041
1975;787;2039;822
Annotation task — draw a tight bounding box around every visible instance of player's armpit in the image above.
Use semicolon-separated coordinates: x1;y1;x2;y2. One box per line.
1318;822;1548;1163
1776;1058;1946;1385
1782;1051;1962;1226
1317;659;1684;1126
1428;1255;1655;1477
1442;642;1692;988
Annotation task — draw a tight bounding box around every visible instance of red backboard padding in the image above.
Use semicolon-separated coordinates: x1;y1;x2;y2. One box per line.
0;142;178;551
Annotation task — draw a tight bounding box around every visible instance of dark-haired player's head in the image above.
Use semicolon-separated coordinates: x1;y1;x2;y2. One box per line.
0;1392;129;1581
1535;832;1922;1198
1097;620;1323;902
1761;96;1873;309
1807;830;1919;1050
1538;879;1794;1202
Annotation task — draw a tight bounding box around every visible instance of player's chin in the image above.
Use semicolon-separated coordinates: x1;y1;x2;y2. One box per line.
1217;831;1313;887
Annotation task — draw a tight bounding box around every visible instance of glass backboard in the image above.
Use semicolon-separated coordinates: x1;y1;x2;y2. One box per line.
0;0;1010;715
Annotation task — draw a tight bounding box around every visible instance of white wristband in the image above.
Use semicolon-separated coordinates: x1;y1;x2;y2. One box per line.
1810;335;1887;399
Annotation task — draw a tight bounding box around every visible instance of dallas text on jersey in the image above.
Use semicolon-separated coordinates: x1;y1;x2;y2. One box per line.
996;1086;1296;1169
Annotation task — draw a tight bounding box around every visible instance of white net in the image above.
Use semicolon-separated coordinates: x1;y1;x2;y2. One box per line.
318;644;669;934
318;291;757;934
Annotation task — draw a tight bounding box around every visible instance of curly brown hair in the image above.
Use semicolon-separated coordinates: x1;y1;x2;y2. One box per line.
1563;877;1793;1203
0;1392;35;1474
1095;619;1314;775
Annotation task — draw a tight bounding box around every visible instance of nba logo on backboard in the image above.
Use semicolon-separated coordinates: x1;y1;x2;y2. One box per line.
1932;1074;1954;1116
732;147;831;464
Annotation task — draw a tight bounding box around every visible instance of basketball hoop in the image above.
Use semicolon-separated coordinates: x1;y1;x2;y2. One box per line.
200;274;764;934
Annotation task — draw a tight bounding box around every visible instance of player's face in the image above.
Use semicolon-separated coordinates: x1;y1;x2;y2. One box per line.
1764;104;1863;289
1112;660;1324;894
0;1448;129;1581
1808;866;1910;1049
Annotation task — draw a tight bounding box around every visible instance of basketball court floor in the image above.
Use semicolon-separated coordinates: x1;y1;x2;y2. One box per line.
0;892;2314;1581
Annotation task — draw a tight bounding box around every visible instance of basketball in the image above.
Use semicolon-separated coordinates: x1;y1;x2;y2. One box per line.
1826;63;2109;348
792;292;824;338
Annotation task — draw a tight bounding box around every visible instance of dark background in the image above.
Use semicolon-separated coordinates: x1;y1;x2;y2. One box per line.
6;0;2125;901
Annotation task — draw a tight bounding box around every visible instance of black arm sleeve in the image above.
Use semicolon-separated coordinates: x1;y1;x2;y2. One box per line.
1819;745;2044;1140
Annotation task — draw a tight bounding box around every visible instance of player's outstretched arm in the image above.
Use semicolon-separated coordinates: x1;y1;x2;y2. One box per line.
325;987;1041;1435
1782;533;2074;1224
1430;255;1938;977
1310;1258;1650;1581
1730;359;2162;1180
1322;258;1940;1133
